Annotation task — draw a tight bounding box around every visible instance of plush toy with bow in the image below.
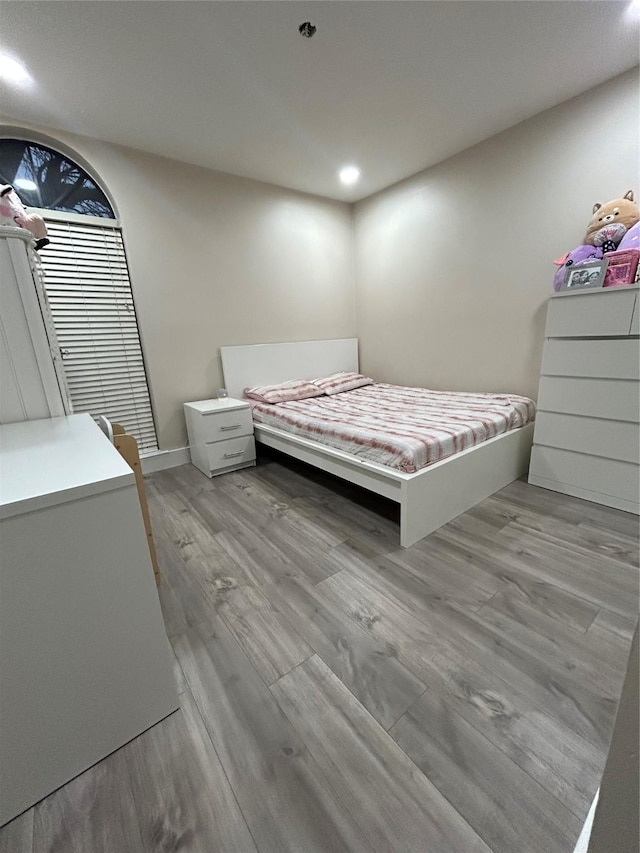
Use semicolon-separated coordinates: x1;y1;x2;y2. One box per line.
553;244;603;291
0;184;50;249
553;190;639;290
584;190;639;253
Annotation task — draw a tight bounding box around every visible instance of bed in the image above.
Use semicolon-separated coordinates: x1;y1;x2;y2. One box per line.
220;338;535;548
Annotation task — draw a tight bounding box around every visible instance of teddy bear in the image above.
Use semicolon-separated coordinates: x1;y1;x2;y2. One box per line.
584;190;639;254
0;184;50;249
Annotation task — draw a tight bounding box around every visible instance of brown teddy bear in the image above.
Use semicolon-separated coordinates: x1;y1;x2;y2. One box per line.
584;190;639;254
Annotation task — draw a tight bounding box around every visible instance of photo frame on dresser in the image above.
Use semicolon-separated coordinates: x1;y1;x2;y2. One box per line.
560;258;609;292
603;249;640;288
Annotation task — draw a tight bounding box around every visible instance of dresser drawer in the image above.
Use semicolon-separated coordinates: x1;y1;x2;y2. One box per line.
537;376;639;422
529;445;639;506
631;293;639;334
545;289;637;338
541;338;640;380
199;407;253;443
207;435;256;472
533;412;640;464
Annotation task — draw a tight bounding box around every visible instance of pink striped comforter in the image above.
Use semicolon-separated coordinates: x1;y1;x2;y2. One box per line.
251;383;535;473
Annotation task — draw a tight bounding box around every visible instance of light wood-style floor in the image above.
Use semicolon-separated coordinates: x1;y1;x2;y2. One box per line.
2;451;638;853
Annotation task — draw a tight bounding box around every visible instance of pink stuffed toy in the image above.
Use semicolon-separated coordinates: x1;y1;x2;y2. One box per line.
0;185;49;249
553;190;639;290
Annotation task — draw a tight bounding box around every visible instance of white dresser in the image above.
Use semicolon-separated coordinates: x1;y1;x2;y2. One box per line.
0;414;179;826
184;397;256;477
0;227;71;424
529;285;639;514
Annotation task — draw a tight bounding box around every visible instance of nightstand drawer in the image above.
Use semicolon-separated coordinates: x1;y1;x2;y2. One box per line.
207;435;256;472
200;407;253;443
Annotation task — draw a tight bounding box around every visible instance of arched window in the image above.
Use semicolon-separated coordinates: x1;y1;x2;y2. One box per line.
0;137;158;452
0;139;115;218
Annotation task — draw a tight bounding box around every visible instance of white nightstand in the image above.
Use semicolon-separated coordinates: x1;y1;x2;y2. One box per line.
184;398;256;478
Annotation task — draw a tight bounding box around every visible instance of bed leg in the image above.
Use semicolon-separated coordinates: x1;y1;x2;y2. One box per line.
399;493;436;548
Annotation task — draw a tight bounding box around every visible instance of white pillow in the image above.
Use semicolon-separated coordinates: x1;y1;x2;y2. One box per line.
244;379;324;404
312;372;374;395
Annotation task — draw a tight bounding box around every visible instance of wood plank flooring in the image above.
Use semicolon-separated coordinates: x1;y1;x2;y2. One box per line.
2;450;638;853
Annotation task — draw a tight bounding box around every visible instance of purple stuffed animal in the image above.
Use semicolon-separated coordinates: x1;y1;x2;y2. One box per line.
553;244;603;291
618;221;640;251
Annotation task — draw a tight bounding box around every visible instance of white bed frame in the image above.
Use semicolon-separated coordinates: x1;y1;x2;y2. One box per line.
221;339;534;548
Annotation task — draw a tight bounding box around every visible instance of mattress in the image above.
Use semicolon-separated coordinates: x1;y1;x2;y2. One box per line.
250;383;535;473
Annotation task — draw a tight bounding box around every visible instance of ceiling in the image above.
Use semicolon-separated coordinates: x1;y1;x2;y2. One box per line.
1;1;638;202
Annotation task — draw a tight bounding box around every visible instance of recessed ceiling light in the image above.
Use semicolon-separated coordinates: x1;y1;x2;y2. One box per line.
14;178;38;191
0;53;31;85
339;166;361;186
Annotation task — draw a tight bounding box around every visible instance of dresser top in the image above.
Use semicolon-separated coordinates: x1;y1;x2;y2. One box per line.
184;397;250;414
551;283;639;299
0;414;134;520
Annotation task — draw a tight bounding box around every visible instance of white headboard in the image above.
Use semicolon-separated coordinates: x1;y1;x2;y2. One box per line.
221;338;359;400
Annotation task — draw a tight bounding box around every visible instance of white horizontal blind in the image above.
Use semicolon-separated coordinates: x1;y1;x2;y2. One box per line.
39;219;158;452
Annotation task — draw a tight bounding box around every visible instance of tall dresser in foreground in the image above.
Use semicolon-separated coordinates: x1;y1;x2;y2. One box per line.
0;227;70;424
529;284;639;514
0;414;179;826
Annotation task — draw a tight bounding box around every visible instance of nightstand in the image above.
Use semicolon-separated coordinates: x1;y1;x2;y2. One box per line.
184;398;256;478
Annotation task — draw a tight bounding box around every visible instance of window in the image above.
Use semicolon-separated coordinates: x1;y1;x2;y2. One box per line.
0;138;114;217
0;138;158;452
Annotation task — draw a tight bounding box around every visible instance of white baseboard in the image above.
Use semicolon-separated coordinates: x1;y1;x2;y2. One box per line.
141;446;190;474
573;790;599;853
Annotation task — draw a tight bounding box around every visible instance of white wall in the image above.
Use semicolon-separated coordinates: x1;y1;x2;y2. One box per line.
353;70;639;401
3;69;637;448
0;118;355;449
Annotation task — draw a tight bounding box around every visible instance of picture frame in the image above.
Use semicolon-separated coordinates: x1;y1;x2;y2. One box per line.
603;249;640;288
560;258;609;292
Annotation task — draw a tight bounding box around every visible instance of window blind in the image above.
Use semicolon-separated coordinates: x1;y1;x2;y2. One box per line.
39;219;158;452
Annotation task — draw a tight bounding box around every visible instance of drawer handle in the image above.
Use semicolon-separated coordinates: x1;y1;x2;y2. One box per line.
224;451;244;458
220;424;241;431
